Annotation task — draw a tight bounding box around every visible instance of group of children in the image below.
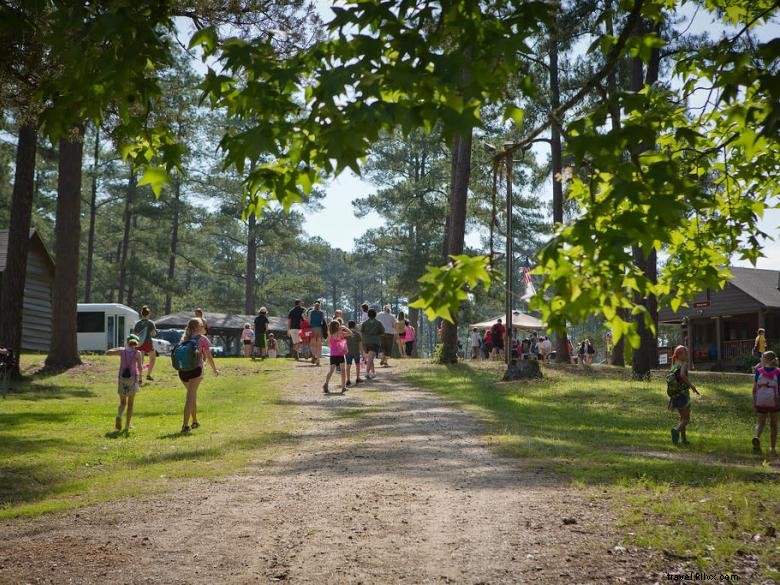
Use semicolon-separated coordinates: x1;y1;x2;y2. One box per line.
667;345;778;455
322;310;387;394
109;317;219;434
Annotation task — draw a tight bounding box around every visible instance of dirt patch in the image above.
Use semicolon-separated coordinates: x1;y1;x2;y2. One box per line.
0;362;700;583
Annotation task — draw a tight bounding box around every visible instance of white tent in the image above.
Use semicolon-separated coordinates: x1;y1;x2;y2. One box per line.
470;310;544;331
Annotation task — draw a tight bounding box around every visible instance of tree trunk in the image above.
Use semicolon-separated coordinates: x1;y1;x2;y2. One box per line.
439;129;473;364
605;2;628;368
46;126;85;370
245;212;257;315
84;125;99;303
630;27;661;379
117;165;135;304
0;124;37;376
127;214;138;307
549;26;570;364
164;173;181;315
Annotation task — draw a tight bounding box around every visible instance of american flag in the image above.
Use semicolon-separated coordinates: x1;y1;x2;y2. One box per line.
521;257;536;302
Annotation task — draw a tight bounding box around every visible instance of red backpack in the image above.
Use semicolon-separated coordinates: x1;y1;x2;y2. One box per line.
755;367;779;410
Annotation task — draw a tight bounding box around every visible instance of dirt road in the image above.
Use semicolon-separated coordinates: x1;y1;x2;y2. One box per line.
0;364;660;584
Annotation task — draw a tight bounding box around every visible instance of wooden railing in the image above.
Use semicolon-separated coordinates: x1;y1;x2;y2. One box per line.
720;339;756;360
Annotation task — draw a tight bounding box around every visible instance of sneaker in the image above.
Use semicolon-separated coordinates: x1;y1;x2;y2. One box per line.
355;378;363;384
115;417;122;430
346;380;352;387
322;383;329;394
671;428;679;445
752;437;761;454
341;387;347;393
181;425;190;434
146;375;154;381
191;422;200;430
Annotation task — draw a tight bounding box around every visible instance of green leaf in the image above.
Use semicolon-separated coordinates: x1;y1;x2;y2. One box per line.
189;27;218;57
137;166;169;197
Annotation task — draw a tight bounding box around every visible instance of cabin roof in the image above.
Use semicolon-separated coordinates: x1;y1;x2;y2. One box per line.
728;266;780;309
0;229;55;273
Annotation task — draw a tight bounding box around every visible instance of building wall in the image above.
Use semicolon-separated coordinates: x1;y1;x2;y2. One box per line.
20;246;53;352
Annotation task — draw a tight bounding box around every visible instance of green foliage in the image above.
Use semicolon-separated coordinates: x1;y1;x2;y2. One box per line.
410;255;496;322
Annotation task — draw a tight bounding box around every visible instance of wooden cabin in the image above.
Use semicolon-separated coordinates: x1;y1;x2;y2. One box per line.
658;267;780;367
0;229;55;352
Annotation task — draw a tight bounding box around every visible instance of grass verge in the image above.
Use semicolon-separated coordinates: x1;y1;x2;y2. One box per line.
0;355;295;520
403;361;779;580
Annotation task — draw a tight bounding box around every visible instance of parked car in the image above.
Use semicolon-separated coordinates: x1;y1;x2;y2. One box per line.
154;329;184;346
152;337;172;356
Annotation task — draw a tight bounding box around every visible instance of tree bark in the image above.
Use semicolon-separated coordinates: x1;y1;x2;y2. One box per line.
117;164;135;304
439;129;473;364
245;212;257;315
0;124;37;376
164;172;181;315
549;25;570;364
630;24;661;379
46;126;84;370
84;125;99;303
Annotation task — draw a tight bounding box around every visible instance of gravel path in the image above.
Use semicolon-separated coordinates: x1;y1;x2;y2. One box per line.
0;363;660;584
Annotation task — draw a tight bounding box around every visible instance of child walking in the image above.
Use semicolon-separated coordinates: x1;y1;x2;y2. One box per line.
240;323;255;357
752;351;779;456
106;334;143;432
323;320;351;394
345;320;363;387
666;345;700;445
178;318;219;433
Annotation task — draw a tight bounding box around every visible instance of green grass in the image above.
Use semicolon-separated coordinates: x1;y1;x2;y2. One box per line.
403;362;780;579
0;355;295;520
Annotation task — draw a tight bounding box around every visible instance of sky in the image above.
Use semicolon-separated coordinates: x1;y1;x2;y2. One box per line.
302;2;780;270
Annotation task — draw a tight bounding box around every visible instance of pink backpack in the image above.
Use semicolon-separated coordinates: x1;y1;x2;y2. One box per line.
755;367;779;410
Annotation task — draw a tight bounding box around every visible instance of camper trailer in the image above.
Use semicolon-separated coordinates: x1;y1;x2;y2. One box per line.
77;303;139;353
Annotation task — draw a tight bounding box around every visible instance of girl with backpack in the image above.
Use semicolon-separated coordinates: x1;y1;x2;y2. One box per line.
752;351;779;456
667;345;700;445
106;334;143;432
177;318;219;434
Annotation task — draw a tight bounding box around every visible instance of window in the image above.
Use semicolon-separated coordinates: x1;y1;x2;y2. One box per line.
77;311;105;333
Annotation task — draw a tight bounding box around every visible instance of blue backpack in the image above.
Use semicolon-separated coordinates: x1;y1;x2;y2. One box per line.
171;336;200;371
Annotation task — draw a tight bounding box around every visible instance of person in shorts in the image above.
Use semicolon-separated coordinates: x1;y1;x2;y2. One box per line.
323;320;352;394
132;305;157;381
360;309;384;380
178;318;219;434
376;305;397;366
240;323;255;357
106;334;143;432
490;319;505;360
253;307;269;359
287;299;305;360
345;320;363;386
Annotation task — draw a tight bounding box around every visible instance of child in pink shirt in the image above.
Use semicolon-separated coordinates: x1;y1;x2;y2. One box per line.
323;320;352;394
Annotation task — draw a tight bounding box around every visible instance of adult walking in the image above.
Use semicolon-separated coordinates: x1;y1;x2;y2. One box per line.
178;318;219;434
395;311;407;357
490;319;505;361
309;302;326;366
194;307;209;333
253;307;270;359
288;299;306;360
377;305;397;366
403;319;416;357
132;305;157;381
360;308;384;380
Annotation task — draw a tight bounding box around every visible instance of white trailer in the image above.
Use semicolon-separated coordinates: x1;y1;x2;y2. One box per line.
77;303;139;353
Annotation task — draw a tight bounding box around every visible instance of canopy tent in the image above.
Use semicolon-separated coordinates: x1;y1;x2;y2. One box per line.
470;310;544;331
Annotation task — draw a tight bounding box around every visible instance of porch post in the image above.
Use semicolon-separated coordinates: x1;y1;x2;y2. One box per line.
715;316;722;362
758;310;766;329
